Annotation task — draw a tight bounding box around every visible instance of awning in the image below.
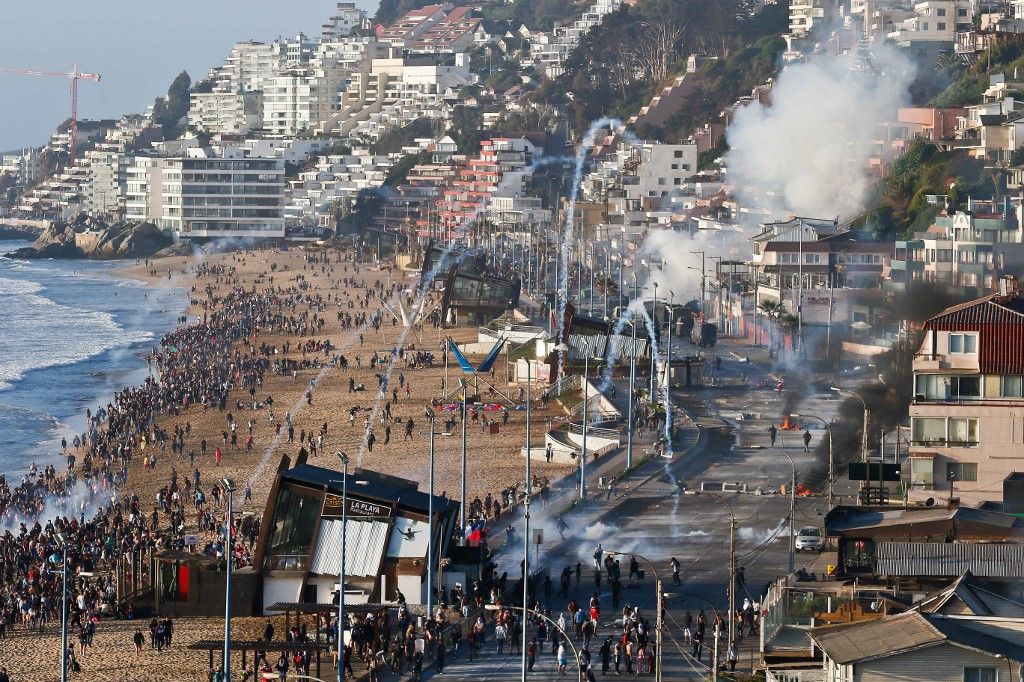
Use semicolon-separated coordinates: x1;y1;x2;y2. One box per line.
310;518;389;578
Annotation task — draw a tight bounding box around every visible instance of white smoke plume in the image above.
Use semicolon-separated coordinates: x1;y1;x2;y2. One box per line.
725;44;916;221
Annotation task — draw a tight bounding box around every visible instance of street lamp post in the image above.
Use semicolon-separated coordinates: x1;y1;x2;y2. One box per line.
626;274;638;469
770;448;797;574
333;452;350;682
606;551;663;682
461;377;468;538
650;281;658;399
793;413;835;509
485;605;582;682
664;290;674;457
580;353;589;501
58;534;69;682
697;493;738;659
424;408;437;619
831;387;868;464
221;477;237;680
521;364;532;682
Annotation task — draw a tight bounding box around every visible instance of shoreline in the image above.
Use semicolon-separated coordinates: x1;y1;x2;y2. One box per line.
0;252;188;481
0;244;572;680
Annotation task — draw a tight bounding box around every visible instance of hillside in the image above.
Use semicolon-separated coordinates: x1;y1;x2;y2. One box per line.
531;0;789;140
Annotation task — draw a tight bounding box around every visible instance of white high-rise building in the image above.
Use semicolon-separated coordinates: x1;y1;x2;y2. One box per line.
126;151;285;239
322;2;366;40
189;91;263;136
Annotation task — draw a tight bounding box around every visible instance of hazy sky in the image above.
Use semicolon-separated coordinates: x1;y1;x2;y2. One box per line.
0;0;378;152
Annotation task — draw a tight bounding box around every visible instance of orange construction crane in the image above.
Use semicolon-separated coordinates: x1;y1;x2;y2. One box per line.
0;64;102;166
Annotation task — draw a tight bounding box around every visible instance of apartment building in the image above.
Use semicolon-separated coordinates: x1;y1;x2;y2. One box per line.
405;6;485;54
188;91;262;136
285;150;392;221
889;0;975;57
377;4;449;46
83;150;130;217
530;0;622;77
908;280;1024;505
787;0;850;53
751;218;892;329
126;151;285;239
321;2;366;40
262;69;320;137
890;197;1024;296
438;137;540;240
0;148;45;186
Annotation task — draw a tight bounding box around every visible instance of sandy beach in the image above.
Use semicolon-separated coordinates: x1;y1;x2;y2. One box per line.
0;245;570;680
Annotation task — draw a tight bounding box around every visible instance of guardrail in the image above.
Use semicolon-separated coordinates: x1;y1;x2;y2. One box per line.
567;423;620;440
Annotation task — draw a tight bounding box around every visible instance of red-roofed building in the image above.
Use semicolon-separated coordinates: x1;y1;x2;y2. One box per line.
908;277;1024;505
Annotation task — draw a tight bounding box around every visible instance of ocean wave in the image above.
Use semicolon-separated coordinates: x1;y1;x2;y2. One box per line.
0;275;153;391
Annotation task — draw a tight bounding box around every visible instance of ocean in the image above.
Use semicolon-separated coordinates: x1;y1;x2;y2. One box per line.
0;241;185;479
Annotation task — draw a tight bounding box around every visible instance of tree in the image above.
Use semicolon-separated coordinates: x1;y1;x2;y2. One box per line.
152;70;192;137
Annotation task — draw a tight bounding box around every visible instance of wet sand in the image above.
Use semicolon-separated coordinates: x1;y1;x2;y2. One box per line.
0;246;569;680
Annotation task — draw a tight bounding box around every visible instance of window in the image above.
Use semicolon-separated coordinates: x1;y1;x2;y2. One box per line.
937;8;946;16
673;150;683;158
949;376;981;399
947;462;979;482
948;418;979;446
963;667;997;682
912;417;946;444
805;253;821;264
937;22;946;30
1002;375;1024;397
949;333;977;354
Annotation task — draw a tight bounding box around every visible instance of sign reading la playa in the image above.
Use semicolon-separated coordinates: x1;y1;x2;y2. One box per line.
323;494;391;518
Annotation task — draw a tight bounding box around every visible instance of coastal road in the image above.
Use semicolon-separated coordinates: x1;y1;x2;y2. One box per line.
424;339;842;680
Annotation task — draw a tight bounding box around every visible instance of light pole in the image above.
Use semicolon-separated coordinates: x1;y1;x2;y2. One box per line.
424;407;437;619
461;376;468;538
831;387;868;464
521;363;532;682
606;551;663;682
650;281;658;399
759;447;797;574
696;493;738;659
793;413;835;509
333;452;350;682
626;274;638;469
663;290;674;457
221;477;237;680
580;352;589;500
485;605;582;682
57;533;69;682
689;249;705;313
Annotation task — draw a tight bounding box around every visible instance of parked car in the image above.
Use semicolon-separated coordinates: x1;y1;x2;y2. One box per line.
795;526;822;552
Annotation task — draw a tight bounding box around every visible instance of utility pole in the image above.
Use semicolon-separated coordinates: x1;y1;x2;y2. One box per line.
461;376;468;538
626;275;637;469
426;409;436;618
650;281;658;398
580;353;589;500
728;516;737;656
521;363;532;682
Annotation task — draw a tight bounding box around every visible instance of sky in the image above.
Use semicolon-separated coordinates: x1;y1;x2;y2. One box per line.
0;0;378;152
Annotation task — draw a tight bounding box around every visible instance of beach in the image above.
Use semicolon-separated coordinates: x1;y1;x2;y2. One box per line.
0;244;570;680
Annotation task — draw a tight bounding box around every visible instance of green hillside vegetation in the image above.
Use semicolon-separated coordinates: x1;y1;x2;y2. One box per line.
852;138;990;240
930;40;1024;107
532;0;788;139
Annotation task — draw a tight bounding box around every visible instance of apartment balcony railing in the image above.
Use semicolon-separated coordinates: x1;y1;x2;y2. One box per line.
910;439;979;448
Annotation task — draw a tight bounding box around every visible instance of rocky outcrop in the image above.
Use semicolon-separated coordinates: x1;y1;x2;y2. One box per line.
4;218;174;260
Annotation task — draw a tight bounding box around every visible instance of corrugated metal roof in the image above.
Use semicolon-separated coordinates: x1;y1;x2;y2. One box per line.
310;518;389;578
809;611;943;664
923;295;1024;374
810;611;1024;664
877;542;1024;578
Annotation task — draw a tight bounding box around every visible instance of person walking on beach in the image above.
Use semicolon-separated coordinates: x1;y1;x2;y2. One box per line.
133;630;145;657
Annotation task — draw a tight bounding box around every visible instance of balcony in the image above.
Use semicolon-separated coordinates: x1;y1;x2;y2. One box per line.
913;352;946;370
910;439;978;448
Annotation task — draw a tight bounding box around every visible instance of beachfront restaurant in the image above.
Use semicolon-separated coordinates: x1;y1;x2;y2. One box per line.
251;460;459;614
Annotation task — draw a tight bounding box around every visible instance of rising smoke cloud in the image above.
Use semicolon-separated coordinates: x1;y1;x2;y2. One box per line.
725;44;916;221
